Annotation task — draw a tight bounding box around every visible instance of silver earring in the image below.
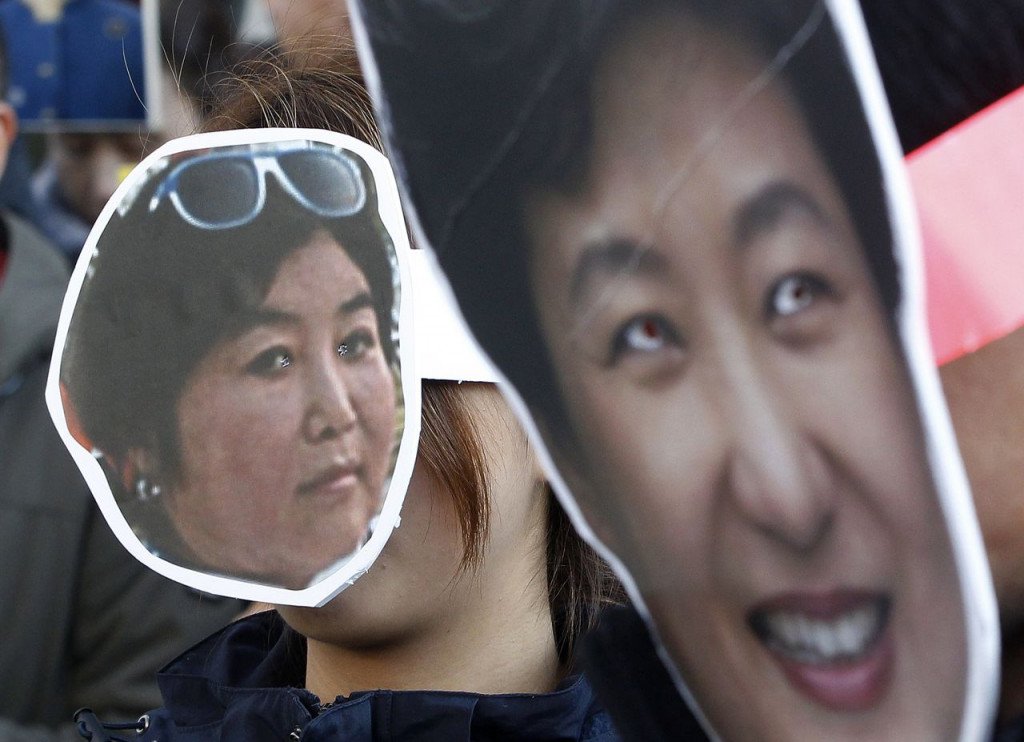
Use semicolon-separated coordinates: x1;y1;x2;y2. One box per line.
135;477;163;501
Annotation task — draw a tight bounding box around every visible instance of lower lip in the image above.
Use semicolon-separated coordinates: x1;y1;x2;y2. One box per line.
306;472;359;500
768;624;894;712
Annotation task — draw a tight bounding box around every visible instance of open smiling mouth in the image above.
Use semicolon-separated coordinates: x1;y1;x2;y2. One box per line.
748;592;893;712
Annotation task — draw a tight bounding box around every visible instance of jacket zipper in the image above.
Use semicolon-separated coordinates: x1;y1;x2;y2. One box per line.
289;699;336;739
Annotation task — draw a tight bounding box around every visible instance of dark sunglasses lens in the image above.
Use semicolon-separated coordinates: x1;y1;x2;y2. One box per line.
176;158;259;227
279;150;365;215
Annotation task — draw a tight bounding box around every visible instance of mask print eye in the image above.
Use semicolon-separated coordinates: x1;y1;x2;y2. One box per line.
338;329;377;361
246;346;292;377
767;273;834;318
609;314;683;365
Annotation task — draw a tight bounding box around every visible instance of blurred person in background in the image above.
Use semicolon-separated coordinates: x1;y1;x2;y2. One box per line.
0;14;244;742
32;132;146;260
29;0;251;262
0;0;145;257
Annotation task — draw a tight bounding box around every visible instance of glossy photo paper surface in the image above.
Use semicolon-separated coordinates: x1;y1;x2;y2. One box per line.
351;1;999;738
47;129;422;606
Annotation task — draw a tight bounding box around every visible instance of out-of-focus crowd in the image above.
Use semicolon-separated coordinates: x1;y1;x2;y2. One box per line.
0;1;350;738
4;0;1024;740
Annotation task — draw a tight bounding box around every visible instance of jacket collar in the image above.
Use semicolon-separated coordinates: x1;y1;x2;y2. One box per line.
157;611;610;741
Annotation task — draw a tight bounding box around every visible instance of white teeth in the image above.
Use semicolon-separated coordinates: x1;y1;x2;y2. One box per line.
759;603;885;665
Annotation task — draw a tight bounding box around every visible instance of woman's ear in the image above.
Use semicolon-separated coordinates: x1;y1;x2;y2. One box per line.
523;439;548;492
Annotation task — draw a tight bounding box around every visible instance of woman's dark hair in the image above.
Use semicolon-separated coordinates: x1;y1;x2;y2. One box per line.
159;0;253;117
380;0;900;441
203;44;623;663
62;140;397;494
420;380;622;663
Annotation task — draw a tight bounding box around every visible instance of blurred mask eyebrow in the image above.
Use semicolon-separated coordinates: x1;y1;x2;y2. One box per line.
569;237;668;306
733;180;829;248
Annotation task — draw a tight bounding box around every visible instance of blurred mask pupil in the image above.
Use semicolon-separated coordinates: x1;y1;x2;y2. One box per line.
280;152;358;212
178;159;259;225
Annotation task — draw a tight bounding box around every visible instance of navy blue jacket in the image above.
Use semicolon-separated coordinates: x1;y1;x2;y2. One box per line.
117;611;619;741
581;606;708;742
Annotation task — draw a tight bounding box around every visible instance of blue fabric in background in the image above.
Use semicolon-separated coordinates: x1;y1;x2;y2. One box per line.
0;0;145;127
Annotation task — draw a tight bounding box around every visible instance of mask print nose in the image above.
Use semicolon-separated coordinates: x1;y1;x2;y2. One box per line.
303;353;358;443
722;361;836;552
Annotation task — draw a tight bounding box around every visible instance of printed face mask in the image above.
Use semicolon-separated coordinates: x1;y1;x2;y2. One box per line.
48;128;497;606
350;1;998;739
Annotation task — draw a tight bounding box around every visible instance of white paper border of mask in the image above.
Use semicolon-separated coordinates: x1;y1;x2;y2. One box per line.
352;1;999;739
46;128;424;607
409;248;500;384
828;2;999;739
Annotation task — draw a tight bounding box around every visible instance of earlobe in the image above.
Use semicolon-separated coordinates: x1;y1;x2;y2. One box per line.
126;446;165;501
126;446;156;473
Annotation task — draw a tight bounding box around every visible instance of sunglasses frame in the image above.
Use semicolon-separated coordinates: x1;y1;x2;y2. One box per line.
147;142;368;230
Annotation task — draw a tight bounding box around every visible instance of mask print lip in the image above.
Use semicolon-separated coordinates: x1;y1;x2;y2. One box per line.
748;589;893;712
298;458;362;500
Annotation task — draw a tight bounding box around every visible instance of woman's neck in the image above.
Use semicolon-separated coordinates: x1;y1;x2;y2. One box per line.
303;559;561;702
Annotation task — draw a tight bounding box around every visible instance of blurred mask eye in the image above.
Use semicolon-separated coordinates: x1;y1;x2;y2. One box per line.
609;314;683;363
768;273;834;318
623;317;671;352
604;312;686;382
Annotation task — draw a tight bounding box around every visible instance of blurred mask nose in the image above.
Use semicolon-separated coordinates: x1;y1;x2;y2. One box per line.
723;367;836;552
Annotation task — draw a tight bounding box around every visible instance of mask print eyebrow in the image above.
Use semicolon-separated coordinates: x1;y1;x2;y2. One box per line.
228;291;376;339
733;180;830;249
569;237;669;309
562;2;827;347
338;292;375;317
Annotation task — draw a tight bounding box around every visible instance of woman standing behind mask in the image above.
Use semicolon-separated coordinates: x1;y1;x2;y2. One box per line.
89;48;623;742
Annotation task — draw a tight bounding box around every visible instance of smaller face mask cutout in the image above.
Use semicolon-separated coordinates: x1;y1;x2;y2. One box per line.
352;1;998;739
48;130;422;606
